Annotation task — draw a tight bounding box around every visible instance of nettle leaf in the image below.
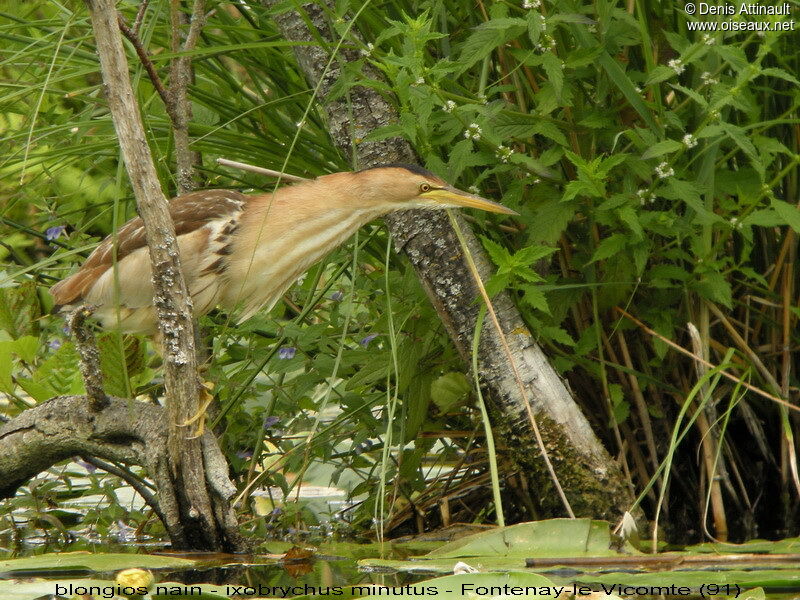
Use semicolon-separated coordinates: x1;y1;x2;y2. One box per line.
713;45;748;73
618;206;644;239
515;244;558;264
590;233;628;263
540;52;564;100
540;325;576;346
485;272;512;297
526;10;544;43
531;196;577;242
491;111;539;139
363;122;405;143
642;139;682;160
671;83;708;109
743;208;783;227
531;121;568;146
693;270;733;308
771;199;800;234
481;236;512;268
457;18;527;73
521;285;551;314
760;67;800;85
447;138;477;182
721;123;763;175
645;65;676;86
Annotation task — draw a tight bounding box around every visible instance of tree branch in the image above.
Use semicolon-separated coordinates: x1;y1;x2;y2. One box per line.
169;0;205;194
84;0;242;551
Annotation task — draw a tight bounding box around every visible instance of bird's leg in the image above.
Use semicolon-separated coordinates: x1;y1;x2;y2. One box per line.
68;305;110;411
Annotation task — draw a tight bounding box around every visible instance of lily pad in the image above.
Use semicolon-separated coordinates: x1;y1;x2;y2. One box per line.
289;572;561;600
687;537;800;554
360;519;629;572
427;519;625;559
0;552;196;577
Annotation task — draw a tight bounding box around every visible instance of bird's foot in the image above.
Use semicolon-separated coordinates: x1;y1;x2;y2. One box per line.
182;380;215;438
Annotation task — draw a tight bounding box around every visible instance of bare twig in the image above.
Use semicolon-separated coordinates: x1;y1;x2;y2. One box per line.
80;455;166;524
132;0;149;34
68;306;108;411
117;14;174;115
216;157;308;183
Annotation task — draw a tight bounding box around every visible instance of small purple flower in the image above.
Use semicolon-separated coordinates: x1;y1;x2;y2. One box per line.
73;458;97;473
263;415;279;429
45;225;66;241
48;339;62;351
236;449;253;460
331;290;344;302
278;346;296;359
359;333;378;348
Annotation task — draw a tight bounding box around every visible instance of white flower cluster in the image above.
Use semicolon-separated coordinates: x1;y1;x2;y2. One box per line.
496;145;514;163
655;161;675;179
360;42;374;57
534;34;557;52
523;0;541;8
464;123;482;140
700;71;718;86
637;189;656;205
668;58;685;75
682;133;697;148
443;100;456;113
729;216;743;230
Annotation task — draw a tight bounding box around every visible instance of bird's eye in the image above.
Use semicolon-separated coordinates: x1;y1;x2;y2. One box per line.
420;183;431;193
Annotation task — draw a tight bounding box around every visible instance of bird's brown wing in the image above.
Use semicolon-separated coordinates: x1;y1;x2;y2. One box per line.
50;189;248;308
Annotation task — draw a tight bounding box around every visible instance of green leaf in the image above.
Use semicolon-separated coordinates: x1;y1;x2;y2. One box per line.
12;335;39;363
457;18;527;73
761;67;800;85
598;52;659;132
540;52;564;100
0;342;13;394
771;199;800;234
693;270;732;308
644;65;677;86
430;372;471;414
721;123;763;175
590;233;628;263
641;139;682;160
481;236;512;268
521;285;551;314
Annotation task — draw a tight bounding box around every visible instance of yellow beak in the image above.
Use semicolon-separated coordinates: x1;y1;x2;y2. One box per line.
421;187;518;215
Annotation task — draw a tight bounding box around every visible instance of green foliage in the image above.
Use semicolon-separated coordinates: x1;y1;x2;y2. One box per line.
2;0;799;545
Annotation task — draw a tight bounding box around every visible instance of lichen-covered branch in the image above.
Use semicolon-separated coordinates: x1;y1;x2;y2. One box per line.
0;395;236;546
83;0;242;551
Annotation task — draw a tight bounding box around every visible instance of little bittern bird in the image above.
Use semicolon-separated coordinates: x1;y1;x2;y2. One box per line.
51;164;515;333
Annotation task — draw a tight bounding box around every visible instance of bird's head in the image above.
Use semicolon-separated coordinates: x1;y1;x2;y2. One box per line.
345;163;518;215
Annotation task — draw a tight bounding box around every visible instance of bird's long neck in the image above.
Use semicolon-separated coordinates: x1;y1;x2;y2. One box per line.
220;175;389;320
